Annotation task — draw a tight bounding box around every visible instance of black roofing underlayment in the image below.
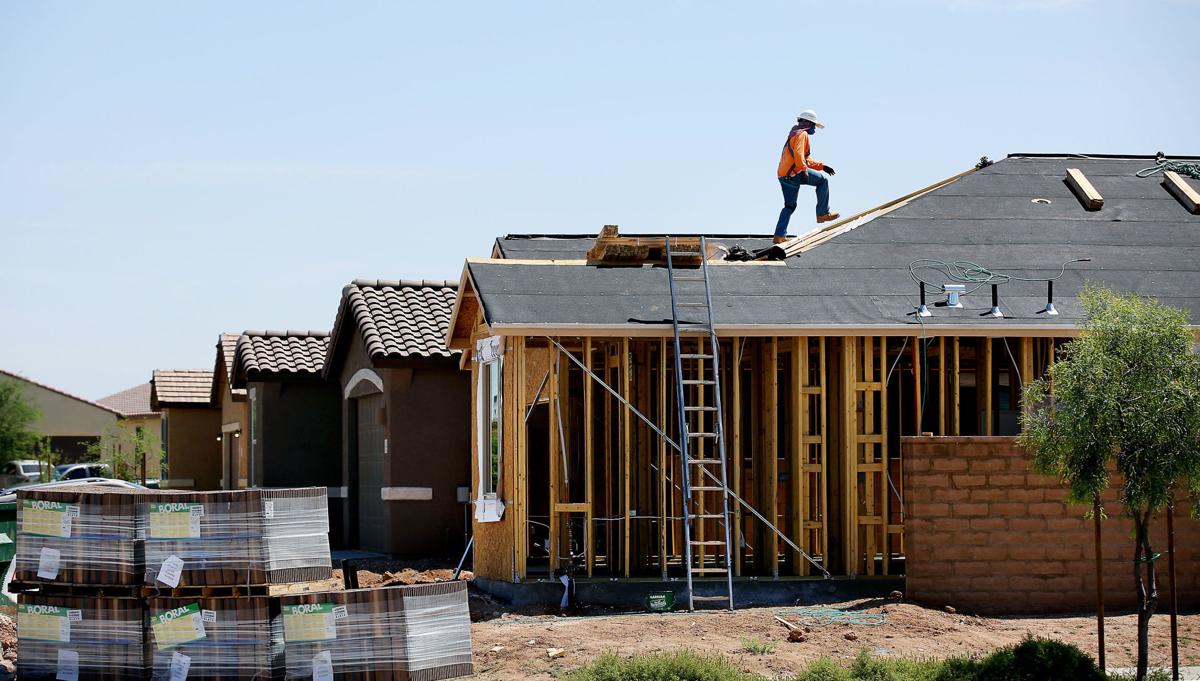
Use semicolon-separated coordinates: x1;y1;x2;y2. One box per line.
470;156;1200;329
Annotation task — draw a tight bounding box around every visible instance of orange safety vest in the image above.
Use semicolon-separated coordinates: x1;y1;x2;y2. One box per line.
777;126;825;178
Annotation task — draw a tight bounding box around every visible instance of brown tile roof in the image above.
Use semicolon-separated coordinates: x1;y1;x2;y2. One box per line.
326;279;459;376
0;369;123;417
215;332;247;399
96;382;157;418
151;369;215;408
234;330;330;384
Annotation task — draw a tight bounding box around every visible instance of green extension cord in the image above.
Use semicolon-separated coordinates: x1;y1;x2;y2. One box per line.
1136;159;1200;180
776;606;887;627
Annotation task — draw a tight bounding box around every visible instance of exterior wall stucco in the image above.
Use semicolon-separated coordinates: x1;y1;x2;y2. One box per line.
162;406;221;490
903;436;1200;614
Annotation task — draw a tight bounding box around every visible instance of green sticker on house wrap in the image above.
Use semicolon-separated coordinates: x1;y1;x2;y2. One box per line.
18;604;71;642
151;603;206;649
147;502;203;539
282;603;338;642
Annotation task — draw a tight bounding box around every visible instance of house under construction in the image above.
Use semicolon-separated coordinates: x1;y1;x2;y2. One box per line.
447;154;1200;611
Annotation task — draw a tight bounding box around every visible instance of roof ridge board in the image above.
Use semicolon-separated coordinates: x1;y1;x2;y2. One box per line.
500;233;776;240
349;278;459;289
1006;153;1200;161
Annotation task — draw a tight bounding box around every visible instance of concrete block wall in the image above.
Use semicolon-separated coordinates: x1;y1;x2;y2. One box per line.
902;436;1200;614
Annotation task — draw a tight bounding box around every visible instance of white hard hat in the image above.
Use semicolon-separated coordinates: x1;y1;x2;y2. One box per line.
797;109;825;128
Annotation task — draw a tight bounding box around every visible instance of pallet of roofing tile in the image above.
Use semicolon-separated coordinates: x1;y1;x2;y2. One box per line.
147;596;283;680
13;486;144;591
280;581;473;681
143;487;332;591
17;593;149;680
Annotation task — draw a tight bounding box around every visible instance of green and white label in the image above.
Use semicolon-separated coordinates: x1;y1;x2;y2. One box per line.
18;604;71;642
148;503;203;539
282;602;338;642
21;499;76;538
151;603;206;650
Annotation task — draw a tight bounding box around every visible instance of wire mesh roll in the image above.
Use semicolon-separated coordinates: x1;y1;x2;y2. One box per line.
280;582;473;680
15;487;144;586
147;596;282;681
17;594;148;680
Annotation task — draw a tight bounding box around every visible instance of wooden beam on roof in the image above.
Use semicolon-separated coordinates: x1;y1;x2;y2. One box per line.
1163;171;1200;214
1066;168;1104;211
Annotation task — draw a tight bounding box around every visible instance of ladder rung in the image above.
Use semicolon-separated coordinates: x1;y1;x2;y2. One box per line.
681;379;715;385
691;595;730;602
692;513;726;520
673;276;706;282
689;540;725;546
677;302;708;307
690;485;724;492
691;567;728;574
680;354;713;359
688;432;718;438
684;405;717;411
686;458;722;465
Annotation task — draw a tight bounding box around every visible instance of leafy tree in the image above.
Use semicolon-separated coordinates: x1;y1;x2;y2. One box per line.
1020;286;1200;681
84;424;163;482
0;378;41;463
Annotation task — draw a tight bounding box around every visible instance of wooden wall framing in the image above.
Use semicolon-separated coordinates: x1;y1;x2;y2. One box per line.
465;327;1074;583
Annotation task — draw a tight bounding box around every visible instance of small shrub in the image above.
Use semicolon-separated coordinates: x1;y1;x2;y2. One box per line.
849;649;944;681
793;658;852;681
974;636;1104;681
561;651;760;681
740;638;776;655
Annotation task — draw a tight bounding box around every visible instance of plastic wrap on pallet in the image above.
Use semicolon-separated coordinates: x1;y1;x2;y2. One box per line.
17;594;148;680
147;596;283;680
280;582;473;680
144;487;332;588
14;487;144;586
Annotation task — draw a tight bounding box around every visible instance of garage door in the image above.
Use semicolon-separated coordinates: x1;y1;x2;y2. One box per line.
355;392;387;552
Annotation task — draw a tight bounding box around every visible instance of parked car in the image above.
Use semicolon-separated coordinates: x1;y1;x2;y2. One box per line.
0;477;144;503
0;460;45;487
51;463;112;481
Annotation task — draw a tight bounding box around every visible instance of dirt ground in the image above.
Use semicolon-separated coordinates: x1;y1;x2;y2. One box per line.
468;597;1200;680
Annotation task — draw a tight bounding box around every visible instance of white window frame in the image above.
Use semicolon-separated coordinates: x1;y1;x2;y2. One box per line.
476;336;504;501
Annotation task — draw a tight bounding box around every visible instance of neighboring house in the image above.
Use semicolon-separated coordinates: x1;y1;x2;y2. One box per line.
447;154;1200;612
0;369;120;460
96;381;164;480
150;369;221;489
323;279;470;557
214;332;250;489
232;330;344;545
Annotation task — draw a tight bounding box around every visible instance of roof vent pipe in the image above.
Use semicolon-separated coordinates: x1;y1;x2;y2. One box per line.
1041;280;1059;316
983;284;1003;318
942;284;965;308
915;282;932;317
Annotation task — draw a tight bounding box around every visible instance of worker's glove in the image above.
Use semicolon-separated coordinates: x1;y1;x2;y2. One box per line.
823;165;836;176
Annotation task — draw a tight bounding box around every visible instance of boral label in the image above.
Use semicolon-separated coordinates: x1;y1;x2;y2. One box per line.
151;603;206;650
18;604;71;643
282;603;338;642
148;503;203;539
22;499;77;538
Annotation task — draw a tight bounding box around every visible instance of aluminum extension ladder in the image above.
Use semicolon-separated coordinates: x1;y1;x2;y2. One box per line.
665;236;736;610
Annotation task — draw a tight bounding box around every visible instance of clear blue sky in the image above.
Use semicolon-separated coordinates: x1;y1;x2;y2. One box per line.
2;0;1197;399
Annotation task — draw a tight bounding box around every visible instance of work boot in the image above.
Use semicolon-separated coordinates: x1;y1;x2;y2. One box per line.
817;213;840;224
773;236;789;244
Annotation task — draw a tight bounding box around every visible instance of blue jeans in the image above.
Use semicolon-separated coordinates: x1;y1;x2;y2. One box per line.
775;170;830;237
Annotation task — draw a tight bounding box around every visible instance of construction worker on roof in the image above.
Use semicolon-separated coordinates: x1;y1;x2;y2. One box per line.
775;109;839;243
